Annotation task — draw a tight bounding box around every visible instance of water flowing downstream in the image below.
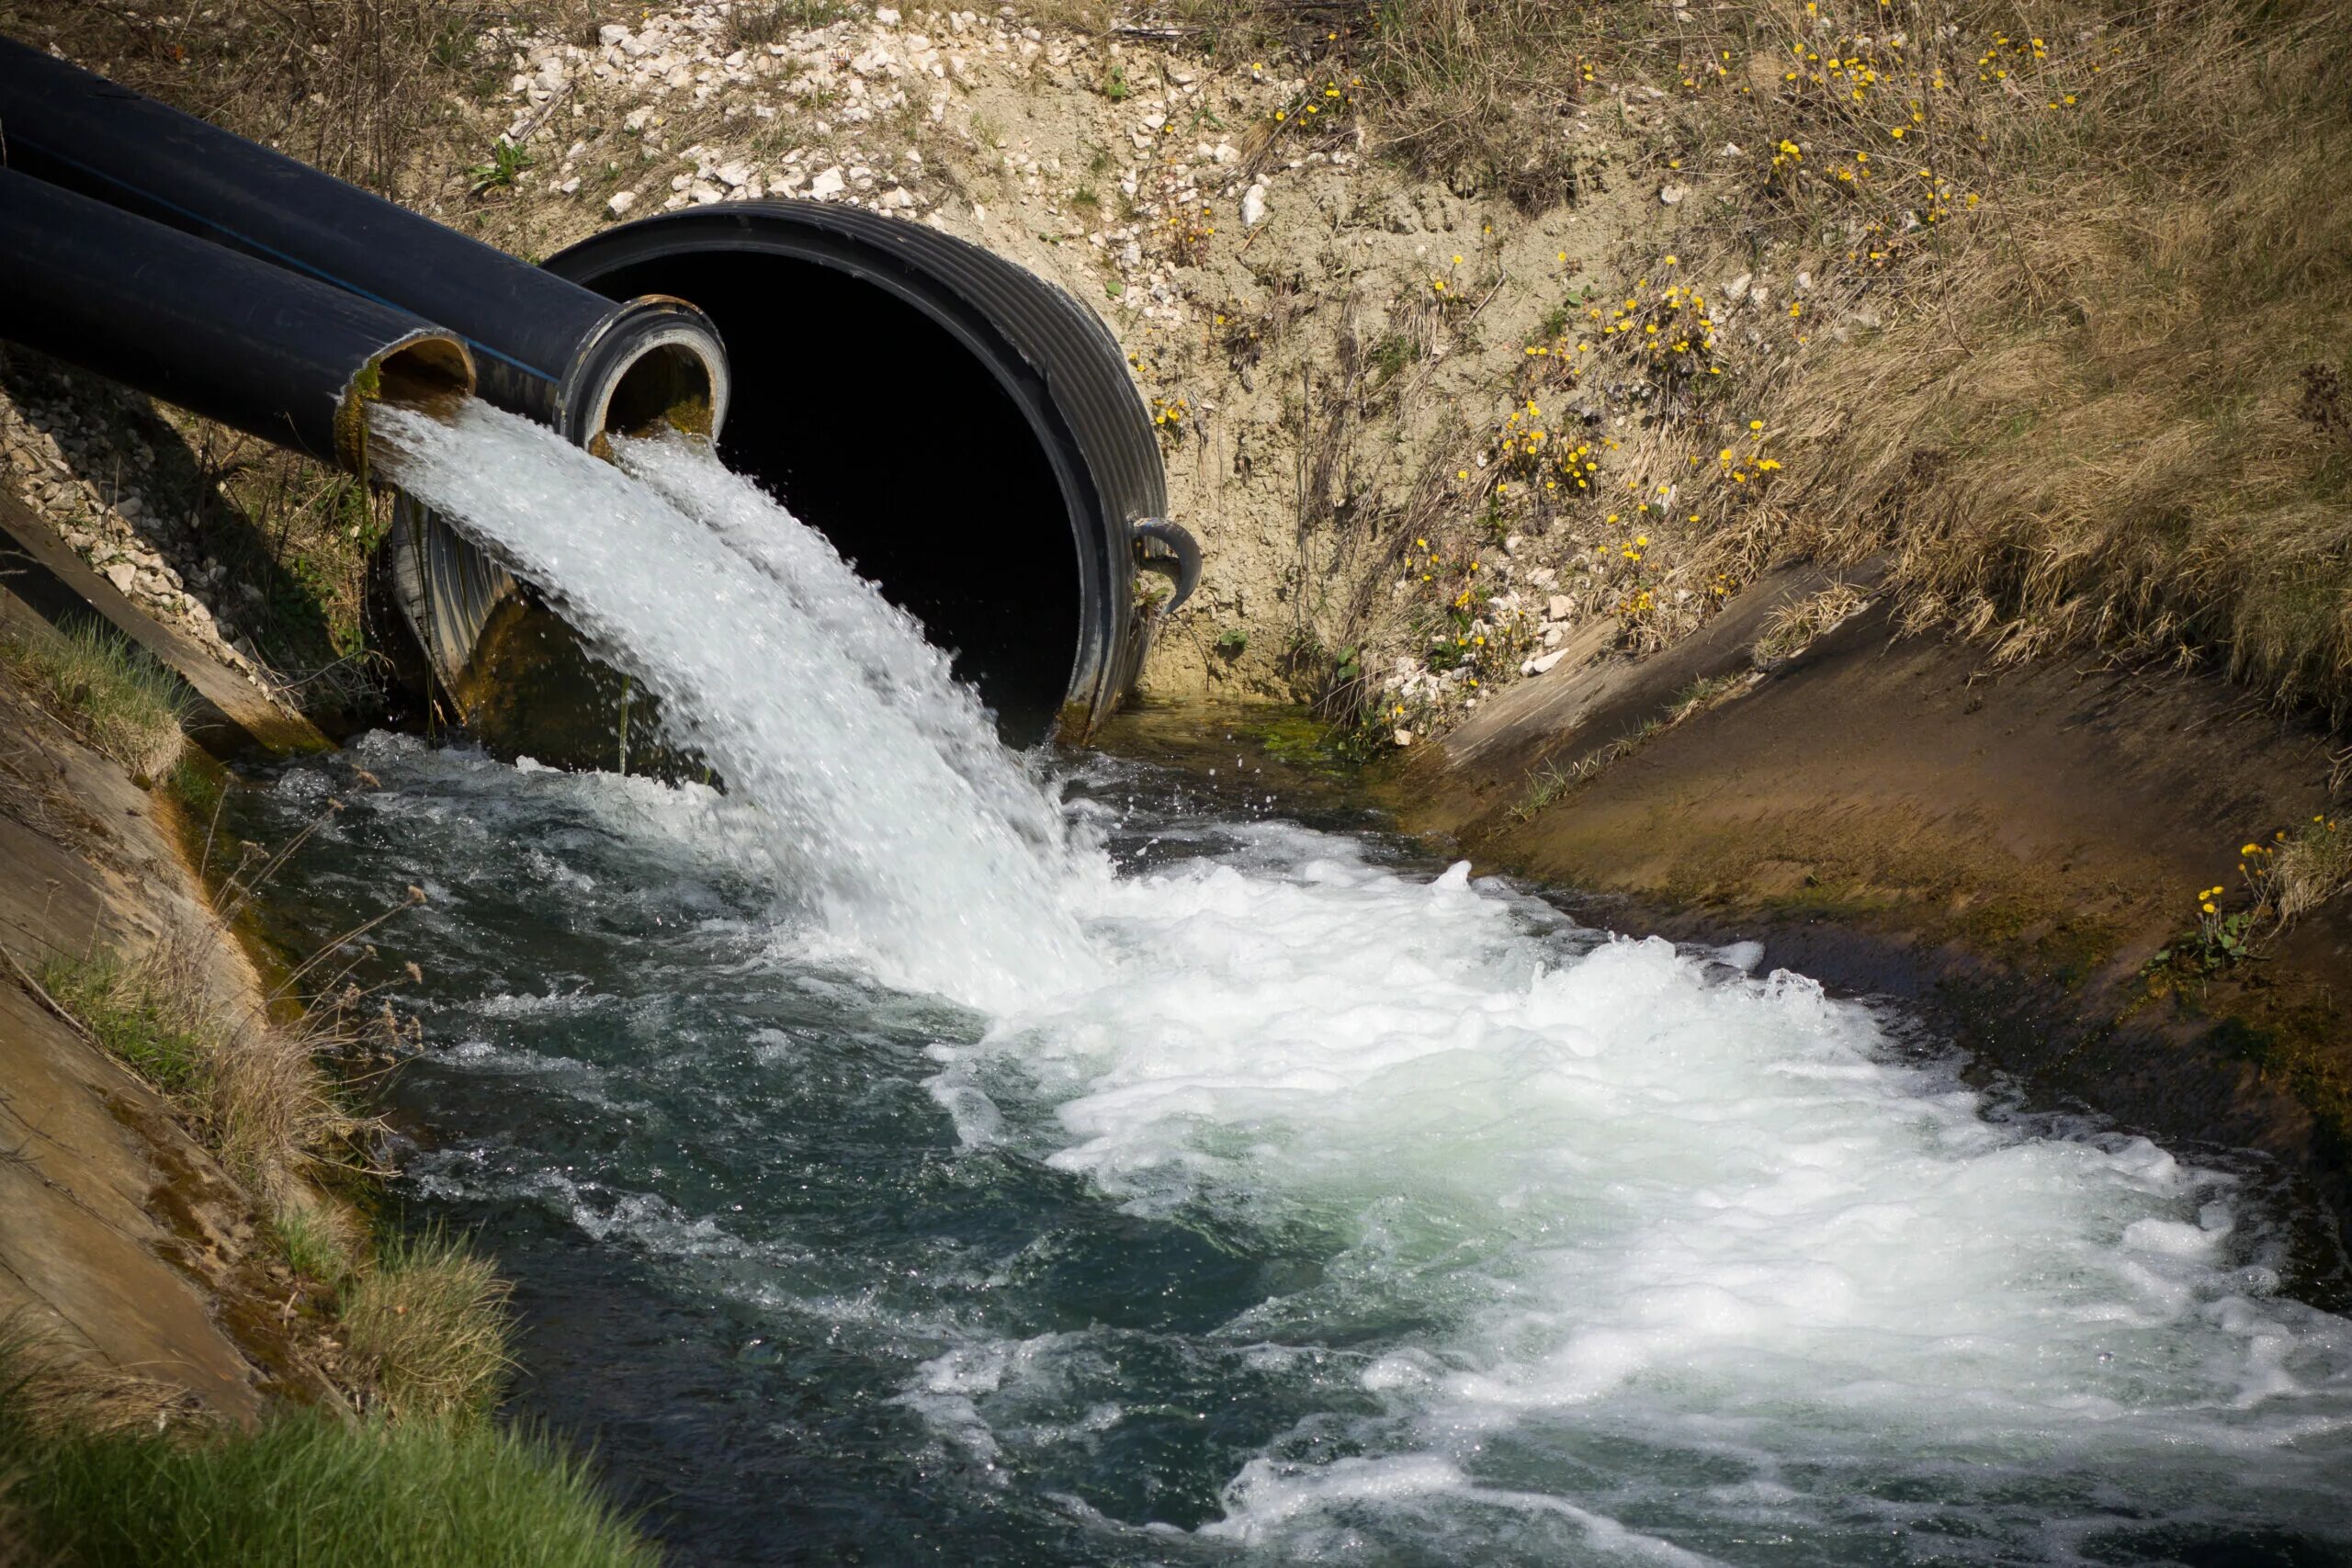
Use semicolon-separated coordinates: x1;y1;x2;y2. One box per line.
373;401;1098;1012
249;403;2352;1562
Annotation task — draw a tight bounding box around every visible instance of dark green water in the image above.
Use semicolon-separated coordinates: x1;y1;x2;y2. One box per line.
231;720;2352;1567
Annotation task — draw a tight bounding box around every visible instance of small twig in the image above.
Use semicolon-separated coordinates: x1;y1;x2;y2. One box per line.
1;942;88;1041
263;889;425;1009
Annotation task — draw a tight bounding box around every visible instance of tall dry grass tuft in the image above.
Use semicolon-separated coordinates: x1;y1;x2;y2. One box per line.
1151;0;1597;207
0;620;188;784
38;931;354;1213
2270;814;2352;929
1774;0;2352;720
209;1010;356;1216
0;1323;210;1443
1355;0;1594;209
1753;581;1871;666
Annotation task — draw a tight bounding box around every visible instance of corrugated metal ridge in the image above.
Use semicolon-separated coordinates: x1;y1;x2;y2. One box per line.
737;202;1165;528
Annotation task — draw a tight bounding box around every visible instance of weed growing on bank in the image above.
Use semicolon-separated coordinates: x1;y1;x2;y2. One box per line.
0;618;188;781
2144;816;2352;989
1753;581;1870;666
36;933;351;1213
343;1227;515;1425
2271;815;2352;928
39;950;213;1098
0;1374;656;1568
267;1197;360;1287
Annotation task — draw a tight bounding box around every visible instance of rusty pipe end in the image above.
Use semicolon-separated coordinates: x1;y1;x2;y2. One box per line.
336;330;477;473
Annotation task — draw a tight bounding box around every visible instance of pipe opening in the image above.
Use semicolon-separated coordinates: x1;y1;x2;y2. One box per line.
568;298;730;459
340;331;474;470
376;333;476;413
604;340;717;440
560;251;1083;743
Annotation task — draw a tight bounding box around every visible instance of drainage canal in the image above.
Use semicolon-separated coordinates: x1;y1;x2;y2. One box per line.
6;40;2352;1564
235;393;2352;1566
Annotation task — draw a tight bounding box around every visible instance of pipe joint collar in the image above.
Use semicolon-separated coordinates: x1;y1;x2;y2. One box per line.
560;295;733;451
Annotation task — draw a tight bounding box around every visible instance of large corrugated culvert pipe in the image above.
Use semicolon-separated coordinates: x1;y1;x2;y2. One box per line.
0;168;474;474
535;206;1200;746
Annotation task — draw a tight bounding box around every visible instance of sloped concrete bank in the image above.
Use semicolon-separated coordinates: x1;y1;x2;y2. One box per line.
0;666;339;1418
0;463;356;1420
1389;588;2352;1269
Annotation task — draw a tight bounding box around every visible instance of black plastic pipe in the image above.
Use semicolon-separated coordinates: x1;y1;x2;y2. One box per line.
0;35;728;448
0;168;473;471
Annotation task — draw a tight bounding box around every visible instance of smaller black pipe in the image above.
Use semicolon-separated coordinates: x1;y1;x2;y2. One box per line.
0;168;473;470
0;36;720;444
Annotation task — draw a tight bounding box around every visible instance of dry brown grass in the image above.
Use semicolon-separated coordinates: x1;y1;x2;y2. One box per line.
1703;0;2352;725
0;621;188;784
1139;0;1599;207
0;1322;210;1442
32;918;511;1427
2268;813;2352;929
37;930;352;1212
1336;0;2352;744
341;1230;514;1426
1753;581;1870;665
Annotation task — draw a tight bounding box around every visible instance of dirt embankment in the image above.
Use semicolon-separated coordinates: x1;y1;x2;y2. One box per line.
5;0;1714;730
0;667;340;1421
1392;576;2352;1257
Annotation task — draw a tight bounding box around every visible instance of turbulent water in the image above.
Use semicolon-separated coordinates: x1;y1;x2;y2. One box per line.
373;400;1096;1011
269;403;2352;1563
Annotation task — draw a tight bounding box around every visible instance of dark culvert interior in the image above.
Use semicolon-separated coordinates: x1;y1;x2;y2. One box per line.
579;251;1082;744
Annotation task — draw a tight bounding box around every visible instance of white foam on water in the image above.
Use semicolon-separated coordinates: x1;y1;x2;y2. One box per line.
924;826;2352;1553
369;400;2352;1558
369;400;1101;1011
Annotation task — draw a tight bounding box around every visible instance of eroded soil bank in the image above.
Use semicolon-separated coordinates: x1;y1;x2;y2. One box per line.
1388;602;2352;1263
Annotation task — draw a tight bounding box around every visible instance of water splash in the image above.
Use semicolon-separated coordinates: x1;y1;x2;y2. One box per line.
349;398;2352;1562
931;829;2352;1559
369;399;1100;1010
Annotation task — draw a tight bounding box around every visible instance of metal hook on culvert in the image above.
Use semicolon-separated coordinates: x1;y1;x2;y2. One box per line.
1133;519;1201;614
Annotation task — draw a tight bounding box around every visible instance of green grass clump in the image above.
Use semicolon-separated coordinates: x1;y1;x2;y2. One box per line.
267;1198;357;1286
0;1401;657;1568
342;1227;514;1425
39;952;212;1098
1;618;189;779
